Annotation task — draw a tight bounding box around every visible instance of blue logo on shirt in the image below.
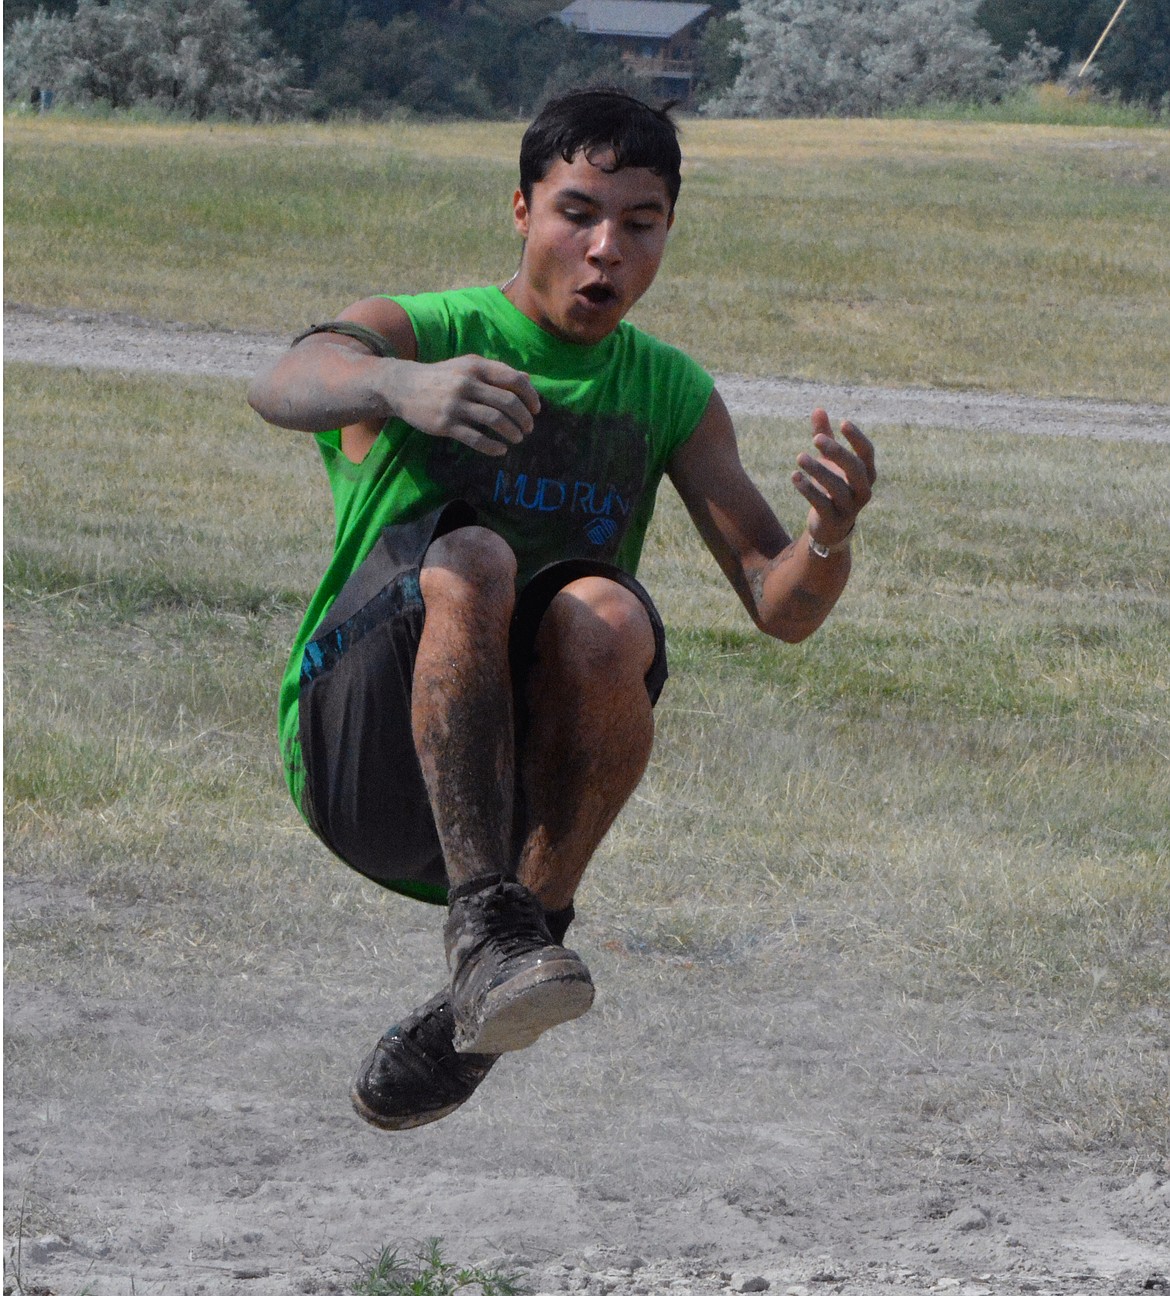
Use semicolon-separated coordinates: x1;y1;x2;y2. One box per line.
427;404;648;566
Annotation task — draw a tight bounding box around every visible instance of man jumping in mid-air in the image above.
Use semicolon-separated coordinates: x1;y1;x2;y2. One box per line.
248;86;875;1130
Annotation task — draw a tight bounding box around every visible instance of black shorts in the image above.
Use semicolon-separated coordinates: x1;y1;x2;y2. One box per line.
297;504;668;905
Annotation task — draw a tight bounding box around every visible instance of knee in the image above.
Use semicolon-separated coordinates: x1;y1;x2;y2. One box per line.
538;577;656;686
421;526;517;614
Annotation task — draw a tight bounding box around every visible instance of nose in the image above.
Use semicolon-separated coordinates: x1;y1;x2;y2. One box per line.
587;219;621;267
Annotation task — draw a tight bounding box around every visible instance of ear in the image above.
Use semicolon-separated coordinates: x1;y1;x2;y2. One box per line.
666;208;675;232
512;188;530;238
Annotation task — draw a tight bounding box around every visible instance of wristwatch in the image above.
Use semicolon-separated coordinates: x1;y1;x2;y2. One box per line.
807;528;854;558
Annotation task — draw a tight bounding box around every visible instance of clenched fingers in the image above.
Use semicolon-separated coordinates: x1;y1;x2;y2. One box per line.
397;355;541;455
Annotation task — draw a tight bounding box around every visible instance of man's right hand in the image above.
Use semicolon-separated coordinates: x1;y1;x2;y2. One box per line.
386;354;540;457
248;296;542;464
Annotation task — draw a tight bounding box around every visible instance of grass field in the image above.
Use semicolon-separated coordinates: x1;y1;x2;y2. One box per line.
5;353;1169;1156
4;113;1170;400
4;116;1170;1195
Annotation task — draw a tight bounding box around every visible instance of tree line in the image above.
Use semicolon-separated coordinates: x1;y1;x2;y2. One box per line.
4;0;1167;120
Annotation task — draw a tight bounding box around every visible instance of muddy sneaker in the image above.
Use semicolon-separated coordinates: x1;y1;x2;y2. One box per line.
445;876;594;1054
350;990;497;1130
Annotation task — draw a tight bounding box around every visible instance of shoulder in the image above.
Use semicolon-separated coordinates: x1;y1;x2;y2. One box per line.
612;320;715;437
330;288;500;361
393;286;508;362
333;296;418;361
615;320;712;384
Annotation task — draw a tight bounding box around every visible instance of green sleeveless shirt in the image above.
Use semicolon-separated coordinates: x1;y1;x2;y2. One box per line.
279;285;714;811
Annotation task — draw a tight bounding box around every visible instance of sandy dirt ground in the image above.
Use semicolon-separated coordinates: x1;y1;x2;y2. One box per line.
4;305;1169;1296
4;305;1170;442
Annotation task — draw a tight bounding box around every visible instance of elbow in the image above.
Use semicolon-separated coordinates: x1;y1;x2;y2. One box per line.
247;362;290;426
755;605;831;644
755;583;841;643
761;620;814;646
246;368;268;417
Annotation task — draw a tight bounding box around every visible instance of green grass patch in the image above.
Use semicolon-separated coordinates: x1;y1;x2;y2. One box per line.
351;1238;525;1296
600;412;1169;1012
3;363;330;609
892;82;1170;129
5;115;1169;400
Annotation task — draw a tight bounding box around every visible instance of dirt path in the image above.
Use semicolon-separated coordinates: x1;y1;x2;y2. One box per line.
4;304;1169;1296
5;304;1169;442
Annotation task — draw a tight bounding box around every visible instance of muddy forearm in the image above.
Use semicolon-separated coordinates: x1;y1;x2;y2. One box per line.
247;344;399;433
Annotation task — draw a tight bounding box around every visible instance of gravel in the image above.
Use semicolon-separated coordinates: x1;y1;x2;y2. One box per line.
5;304;1167;443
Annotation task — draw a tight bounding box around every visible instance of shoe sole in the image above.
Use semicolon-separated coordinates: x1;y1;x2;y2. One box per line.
349;1083;465;1131
453;964;595;1054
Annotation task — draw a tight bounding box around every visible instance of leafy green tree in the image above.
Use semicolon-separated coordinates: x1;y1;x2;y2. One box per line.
977;0;1169;104
4;0;299;117
707;0;1015;116
455;10;645;115
305;1;635;118
976;0;1087;59
310;12;493;116
693;10;746;99
4;0;74;35
1086;0;1170;104
249;0;372;86
3;8;74;101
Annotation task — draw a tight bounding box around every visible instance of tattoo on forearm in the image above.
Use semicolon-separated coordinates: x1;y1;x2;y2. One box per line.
747;545;794;610
748;549;830;632
790;586;829;618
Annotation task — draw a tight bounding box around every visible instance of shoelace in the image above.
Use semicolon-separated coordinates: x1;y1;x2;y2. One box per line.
399;994;451;1043
477;890;554;962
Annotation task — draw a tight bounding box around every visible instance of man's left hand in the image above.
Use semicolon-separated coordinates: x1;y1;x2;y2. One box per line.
792;408;877;546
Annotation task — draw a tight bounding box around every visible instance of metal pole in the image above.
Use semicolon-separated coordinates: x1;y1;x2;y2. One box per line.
1077;0;1131;78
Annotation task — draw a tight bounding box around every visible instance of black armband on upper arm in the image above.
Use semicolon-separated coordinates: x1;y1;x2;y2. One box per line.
291;321;396;357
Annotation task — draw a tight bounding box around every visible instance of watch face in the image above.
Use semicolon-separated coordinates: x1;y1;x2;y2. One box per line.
809;530;853;558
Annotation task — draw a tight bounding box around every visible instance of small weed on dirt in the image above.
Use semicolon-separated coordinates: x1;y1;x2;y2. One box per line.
352;1238;526;1296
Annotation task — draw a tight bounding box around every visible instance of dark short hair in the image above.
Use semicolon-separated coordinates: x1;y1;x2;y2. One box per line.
519;86;682;211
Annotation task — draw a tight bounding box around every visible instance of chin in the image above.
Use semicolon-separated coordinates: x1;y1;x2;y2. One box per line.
576;326;617;346
565;308;623;344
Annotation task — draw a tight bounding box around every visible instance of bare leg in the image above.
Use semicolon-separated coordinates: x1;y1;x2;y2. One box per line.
415;528;594;1054
349;566;652;1120
516;576;657;913
414;526;517;889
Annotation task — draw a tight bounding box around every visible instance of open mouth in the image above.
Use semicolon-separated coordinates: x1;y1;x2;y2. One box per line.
579;283;618;306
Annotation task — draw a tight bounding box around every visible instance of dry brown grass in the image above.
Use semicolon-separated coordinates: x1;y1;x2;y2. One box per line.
5;115;1169;399
5;360;1167;1167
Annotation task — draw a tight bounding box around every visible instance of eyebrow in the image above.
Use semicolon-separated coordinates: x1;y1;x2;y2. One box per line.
556;186;669;215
